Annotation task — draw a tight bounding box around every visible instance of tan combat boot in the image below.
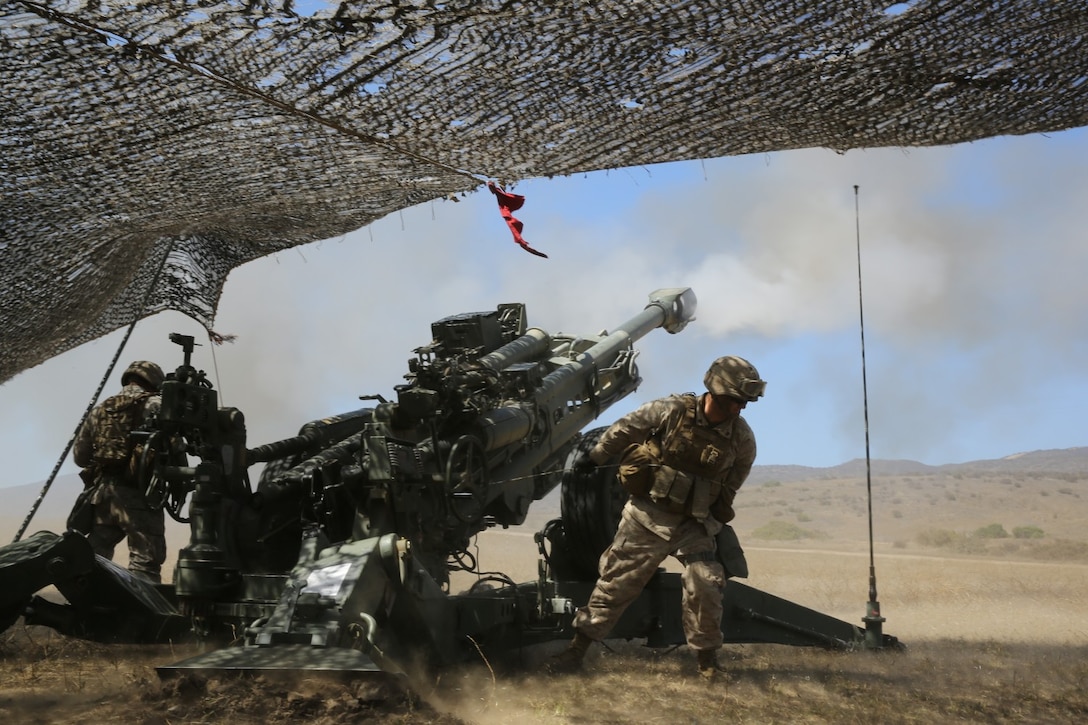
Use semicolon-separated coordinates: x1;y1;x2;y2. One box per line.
545;630;594;674
696;647;725;681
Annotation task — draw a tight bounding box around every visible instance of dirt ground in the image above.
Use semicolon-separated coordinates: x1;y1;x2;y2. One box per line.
3;469;1085;723
3;542;1086;724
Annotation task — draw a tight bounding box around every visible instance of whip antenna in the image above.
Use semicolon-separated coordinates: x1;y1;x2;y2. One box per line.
854;185;887;649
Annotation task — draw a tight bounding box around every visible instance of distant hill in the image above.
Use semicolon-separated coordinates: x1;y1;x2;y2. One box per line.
745;446;1088;485
944;447;1088;475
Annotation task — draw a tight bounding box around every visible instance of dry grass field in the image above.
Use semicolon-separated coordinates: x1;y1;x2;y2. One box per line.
2;454;1086;723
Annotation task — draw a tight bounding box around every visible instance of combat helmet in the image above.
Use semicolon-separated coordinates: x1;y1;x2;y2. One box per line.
704;356;765;402
121;360;165;392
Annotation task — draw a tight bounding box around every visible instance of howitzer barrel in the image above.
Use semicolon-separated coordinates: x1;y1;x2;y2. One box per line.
256;434;365;506
247;409;371;463
486;288;697;483
537;287;696;405
468;290;694;457
624;287;699;338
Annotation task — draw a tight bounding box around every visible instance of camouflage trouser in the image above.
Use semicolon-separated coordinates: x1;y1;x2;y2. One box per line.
572;508;726;651
88;480;166;583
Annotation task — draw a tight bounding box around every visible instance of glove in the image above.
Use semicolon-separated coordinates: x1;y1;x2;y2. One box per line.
709;490;736;523
572;456;597;477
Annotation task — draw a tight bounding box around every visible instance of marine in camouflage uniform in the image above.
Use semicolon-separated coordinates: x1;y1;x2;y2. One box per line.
72;361;167;583
549;356;765;678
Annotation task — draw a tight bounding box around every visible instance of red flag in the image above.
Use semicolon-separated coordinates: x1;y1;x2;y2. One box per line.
488;182;548;258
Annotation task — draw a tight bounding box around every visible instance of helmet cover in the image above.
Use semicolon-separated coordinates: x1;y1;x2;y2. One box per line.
121;360;165;391
704;356;765;402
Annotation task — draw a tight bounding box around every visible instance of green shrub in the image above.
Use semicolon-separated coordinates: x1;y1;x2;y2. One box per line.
974;523;1010;539
916;528;958;547
1012;525;1045;539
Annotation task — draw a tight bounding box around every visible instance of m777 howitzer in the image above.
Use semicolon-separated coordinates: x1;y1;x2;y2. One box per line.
0;287;898;684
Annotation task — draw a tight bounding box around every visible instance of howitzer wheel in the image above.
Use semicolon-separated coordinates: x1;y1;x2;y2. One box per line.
251;454;308;571
446;435;488;524
559;427;627;580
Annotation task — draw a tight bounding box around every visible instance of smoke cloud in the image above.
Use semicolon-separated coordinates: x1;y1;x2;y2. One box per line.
2;129;1085;493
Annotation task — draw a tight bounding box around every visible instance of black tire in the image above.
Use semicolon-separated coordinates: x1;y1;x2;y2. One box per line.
250;454;307;571
559;427;628;580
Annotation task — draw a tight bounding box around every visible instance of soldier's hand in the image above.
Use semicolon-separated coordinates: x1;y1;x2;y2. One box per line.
572;456;597;477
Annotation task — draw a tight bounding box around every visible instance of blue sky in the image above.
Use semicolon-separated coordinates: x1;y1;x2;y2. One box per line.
2;127;1086;490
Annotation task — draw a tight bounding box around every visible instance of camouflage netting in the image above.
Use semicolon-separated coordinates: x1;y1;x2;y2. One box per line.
2;0;1087;384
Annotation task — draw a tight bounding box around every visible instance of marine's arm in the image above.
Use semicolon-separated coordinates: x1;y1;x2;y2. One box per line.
588;396;685;465
72;410;96;468
710;417;757;522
